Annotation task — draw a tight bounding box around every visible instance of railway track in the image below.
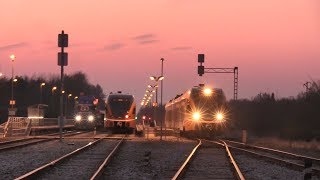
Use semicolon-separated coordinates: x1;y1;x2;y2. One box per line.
223;139;320;177
0;131;89;151
15;134;126;179
172;139;244;180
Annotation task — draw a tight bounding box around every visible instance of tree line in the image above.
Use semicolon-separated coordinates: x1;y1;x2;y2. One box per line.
0;72;105;123
230;81;320;140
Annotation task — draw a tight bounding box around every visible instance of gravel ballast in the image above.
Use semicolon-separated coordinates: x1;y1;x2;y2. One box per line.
232;151;311;180
0;139;92;179
102;138;196;179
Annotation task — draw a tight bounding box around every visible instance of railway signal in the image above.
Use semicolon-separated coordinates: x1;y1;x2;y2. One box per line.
197;54;239;100
197;54;205;76
58;30;69;142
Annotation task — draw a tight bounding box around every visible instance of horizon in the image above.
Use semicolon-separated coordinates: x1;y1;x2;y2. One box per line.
0;0;319;103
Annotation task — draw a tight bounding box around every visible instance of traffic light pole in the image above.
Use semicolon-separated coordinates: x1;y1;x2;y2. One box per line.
58;30;68;142
59;51;64;142
198;54;239;100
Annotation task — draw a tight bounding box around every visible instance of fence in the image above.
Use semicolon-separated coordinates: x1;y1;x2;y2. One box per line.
2;117;74;137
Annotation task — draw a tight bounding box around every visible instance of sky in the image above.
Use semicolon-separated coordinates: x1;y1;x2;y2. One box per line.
0;0;319;104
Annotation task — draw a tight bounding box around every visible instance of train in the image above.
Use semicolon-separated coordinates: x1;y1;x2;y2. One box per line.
104;91;136;133
74;95;104;130
165;84;227;137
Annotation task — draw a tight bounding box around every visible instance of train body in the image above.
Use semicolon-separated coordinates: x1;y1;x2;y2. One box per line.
104;92;136;133
165;84;227;137
74;95;103;129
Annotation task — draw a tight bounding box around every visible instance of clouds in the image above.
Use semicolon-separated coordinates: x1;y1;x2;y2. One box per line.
139;39;159;44
101;33;159;51
171;46;192;51
0;42;28;51
103;43;125;51
132;33;155;40
101;33;190;51
132;33;159;45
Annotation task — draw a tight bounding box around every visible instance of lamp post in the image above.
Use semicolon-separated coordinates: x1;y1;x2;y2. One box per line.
52;86;57;95
51;86;57;117
160;58;164;105
149;76;164;140
160;58;165;138
40;83;46;104
65;93;72;118
10;54;15;108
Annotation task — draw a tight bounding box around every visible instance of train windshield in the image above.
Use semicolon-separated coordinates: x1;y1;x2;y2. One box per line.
191;89;226;108
109;97;133;117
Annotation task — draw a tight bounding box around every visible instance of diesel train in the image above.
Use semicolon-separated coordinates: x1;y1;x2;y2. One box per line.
165;84;227;137
104;91;136;133
74;95;104;129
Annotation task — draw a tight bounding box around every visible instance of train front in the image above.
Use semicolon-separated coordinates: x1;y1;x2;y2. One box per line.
188;87;227;134
105;93;136;133
74;96;103;129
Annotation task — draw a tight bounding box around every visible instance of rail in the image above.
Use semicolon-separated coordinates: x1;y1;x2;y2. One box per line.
15;138;104;180
224;139;320;164
224;140;320;177
221;140;245;180
90;135;126;180
172;139;202;180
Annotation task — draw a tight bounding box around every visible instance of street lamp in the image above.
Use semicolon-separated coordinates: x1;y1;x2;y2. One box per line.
40;83;46;104
65;93;72;118
149;76;164;81
10;54;15;108
160;58;164;107
50;86;57;117
52;86;57;95
149;75;164;140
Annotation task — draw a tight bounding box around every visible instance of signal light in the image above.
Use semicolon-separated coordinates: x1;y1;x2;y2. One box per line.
198;65;204;76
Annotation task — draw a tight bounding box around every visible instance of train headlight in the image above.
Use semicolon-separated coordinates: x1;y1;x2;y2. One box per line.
125;115;129;119
215;112;224;122
203;88;212;96
192;112;201;121
88;115;95;122
75;115;82;122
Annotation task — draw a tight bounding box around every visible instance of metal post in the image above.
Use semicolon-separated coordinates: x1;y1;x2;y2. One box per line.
160;58;164;140
59;32;65;142
59;60;64;142
65;96;68;118
11;59;14;108
234;67;238;100
40;85;42;104
58;30;68;142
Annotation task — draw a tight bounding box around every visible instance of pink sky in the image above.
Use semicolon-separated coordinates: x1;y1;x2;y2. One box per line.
0;0;319;103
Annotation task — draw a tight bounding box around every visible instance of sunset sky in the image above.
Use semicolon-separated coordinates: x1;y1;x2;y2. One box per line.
0;1;319;103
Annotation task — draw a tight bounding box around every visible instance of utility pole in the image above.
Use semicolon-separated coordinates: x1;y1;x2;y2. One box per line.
58;30;68;142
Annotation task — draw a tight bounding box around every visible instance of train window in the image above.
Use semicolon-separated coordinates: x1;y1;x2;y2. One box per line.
109;98;133;117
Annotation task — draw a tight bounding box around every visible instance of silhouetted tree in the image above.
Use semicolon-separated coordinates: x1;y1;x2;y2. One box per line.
0;71;106;122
